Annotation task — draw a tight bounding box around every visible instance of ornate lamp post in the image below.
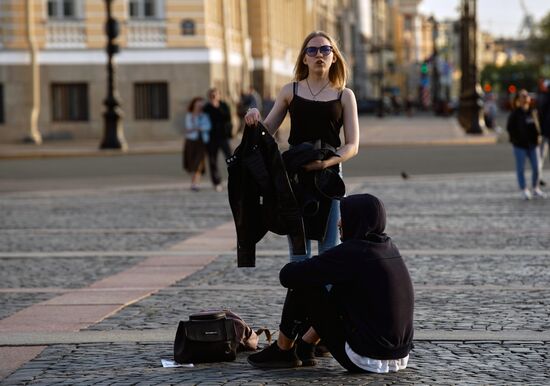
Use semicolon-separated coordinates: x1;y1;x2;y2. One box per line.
100;0;126;149
458;0;484;134
428;16;441;115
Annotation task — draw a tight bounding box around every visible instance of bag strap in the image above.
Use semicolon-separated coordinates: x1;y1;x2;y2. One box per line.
254;328;272;344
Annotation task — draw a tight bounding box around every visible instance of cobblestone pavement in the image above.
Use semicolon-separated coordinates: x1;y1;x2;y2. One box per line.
3;342;549;386
2;172;550;385
0;186;232;318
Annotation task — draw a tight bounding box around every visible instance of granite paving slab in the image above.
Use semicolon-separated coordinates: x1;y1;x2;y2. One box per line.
86;283;550;333
0;232;194;253
2;342;548;385
0;189;232;230
0;256;146;289
0;293;57;320
153;248;550;289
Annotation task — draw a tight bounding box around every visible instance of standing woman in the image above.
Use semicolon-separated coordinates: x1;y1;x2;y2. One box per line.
506;89;546;200
183;97;211;191
245;31;360;261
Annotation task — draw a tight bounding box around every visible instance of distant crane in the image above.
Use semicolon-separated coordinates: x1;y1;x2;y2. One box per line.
518;0;536;37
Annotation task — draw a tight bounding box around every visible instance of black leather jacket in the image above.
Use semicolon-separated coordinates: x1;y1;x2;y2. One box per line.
227;123;306;267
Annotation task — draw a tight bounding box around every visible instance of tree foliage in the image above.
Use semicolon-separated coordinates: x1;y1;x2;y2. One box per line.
528;12;550;66
481;62;540;93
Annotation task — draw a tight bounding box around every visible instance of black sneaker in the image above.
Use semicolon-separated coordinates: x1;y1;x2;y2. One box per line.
314;341;331;357
296;340;317;366
247;342;302;369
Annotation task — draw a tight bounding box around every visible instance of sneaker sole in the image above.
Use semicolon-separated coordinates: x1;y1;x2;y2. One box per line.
247;357;302;369
300;358;317;366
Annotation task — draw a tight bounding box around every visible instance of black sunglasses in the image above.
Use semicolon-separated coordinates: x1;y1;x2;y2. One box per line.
304;45;333;57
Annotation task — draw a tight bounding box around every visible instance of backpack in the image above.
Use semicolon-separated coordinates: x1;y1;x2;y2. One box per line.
173;309;271;364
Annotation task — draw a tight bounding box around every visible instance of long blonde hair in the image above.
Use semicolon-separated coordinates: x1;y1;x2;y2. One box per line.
293;31;348;90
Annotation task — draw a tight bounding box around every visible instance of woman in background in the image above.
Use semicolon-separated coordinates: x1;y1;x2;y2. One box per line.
506;90;546;200
183;97;210;191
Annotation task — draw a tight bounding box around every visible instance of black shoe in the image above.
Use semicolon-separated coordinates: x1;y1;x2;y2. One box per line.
247;342;302;369
296;340;317;366
314;342;331;357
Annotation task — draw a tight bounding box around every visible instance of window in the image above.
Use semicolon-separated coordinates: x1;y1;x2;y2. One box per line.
47;0;81;19
181;19;195;35
51;83;89;121
134;82;169;120
0;84;4;124
129;0;163;19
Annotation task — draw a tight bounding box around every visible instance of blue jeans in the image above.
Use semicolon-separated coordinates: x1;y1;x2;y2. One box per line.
513;145;540;190
288;199;341;262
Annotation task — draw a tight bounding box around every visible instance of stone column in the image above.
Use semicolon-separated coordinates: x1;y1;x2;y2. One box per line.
25;0;42;144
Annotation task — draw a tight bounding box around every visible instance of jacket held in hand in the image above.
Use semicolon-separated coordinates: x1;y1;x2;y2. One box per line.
227;123;306;267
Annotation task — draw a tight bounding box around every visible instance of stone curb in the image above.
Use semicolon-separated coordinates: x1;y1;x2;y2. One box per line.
2;330;549;346
0;134;498;160
2;247;549;259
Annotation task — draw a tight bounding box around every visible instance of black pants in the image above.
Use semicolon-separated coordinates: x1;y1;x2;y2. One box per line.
207;138;232;186
279;287;365;372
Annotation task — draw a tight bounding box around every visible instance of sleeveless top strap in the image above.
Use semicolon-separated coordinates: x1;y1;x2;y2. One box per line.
338;89;344;100
293;81;297;96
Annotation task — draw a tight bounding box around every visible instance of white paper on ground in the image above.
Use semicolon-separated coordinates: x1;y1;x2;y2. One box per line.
161;359;194;368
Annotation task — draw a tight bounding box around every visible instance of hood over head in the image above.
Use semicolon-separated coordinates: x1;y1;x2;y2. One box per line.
340;193;386;241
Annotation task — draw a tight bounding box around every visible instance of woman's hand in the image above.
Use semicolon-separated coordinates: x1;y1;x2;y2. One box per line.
244;108;261;126
302;160;327;172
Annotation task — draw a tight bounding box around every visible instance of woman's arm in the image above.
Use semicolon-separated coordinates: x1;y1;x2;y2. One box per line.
244;83;293;135
303;88;360;171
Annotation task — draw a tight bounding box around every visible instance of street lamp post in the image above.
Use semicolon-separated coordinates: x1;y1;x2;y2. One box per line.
458;0;484;134
429;16;441;115
100;0;126;150
377;45;385;118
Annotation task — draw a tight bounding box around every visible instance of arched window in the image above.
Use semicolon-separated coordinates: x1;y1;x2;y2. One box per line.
181;19;195;36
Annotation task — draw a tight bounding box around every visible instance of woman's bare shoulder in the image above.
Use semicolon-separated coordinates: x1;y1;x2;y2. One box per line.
276;82;296;103
280;82;295;95
341;87;356;98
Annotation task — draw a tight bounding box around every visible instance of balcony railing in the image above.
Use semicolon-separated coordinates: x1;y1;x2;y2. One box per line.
45;20;86;48
126;20;166;47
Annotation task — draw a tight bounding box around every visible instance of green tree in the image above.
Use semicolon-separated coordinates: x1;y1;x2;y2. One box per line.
529;12;550;68
481;63;539;93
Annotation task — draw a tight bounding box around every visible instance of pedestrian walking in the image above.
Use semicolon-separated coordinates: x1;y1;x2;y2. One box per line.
182;97;211;191
536;79;550;187
484;93;497;130
247;193;414;372
237;86;263;135
203;88;233;192
244;30;360;261
506;90;546;200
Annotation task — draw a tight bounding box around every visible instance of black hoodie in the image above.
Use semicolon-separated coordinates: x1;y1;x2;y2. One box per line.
279;193;414;360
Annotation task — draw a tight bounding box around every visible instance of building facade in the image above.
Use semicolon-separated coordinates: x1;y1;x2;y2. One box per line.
0;0;354;144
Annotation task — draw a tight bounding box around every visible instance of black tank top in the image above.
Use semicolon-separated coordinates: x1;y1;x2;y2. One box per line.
288;82;344;148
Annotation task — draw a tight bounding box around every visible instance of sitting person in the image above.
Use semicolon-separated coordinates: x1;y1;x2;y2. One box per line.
248;193;414;373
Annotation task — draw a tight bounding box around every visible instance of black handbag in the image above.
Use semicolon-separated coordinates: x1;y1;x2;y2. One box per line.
174;310;238;364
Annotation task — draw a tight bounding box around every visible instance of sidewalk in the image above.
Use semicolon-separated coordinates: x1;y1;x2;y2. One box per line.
0;114;498;159
1;170;549;384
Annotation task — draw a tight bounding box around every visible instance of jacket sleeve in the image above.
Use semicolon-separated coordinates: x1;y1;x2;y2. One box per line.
279;244;356;288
